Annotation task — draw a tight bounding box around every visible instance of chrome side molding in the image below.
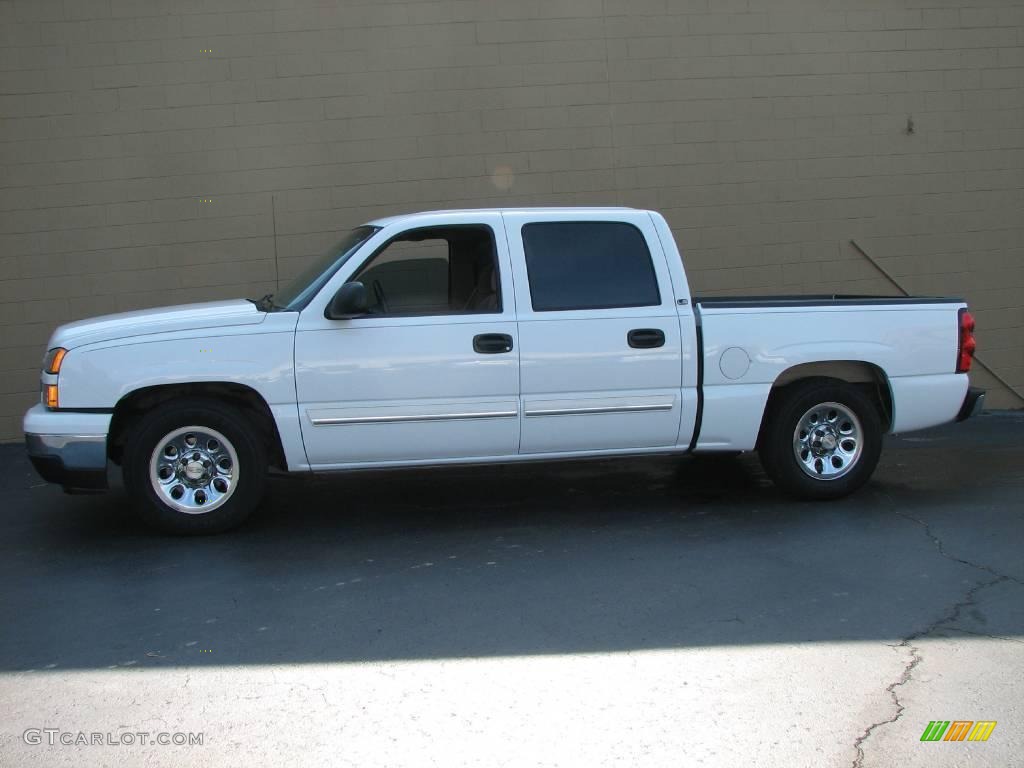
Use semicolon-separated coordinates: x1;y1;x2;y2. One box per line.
524;402;674;417
310;409;518;426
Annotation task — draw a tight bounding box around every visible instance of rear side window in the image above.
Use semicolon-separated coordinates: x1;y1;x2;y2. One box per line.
521;221;661;311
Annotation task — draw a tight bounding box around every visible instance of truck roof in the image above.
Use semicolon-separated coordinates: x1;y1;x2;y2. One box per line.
367;207;641;227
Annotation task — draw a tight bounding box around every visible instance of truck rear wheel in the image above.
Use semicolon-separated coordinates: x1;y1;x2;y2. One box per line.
758;378;882;500
123;399;267;534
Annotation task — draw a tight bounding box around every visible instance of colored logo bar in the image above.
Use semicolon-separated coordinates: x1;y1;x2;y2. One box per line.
920;721;997;742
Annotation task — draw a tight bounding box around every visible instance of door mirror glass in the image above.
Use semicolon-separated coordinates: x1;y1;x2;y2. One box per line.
325;281;368;319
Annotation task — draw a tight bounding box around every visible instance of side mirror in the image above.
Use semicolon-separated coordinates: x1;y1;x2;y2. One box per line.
325;281;368;319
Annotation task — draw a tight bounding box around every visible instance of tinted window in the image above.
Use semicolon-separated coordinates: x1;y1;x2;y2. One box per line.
352;225;500;316
521;222;660;311
357;238;450;313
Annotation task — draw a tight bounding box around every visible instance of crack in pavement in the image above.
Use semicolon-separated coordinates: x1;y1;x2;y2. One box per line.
942;626;1024;644
850;506;1020;768
894;509;1023;587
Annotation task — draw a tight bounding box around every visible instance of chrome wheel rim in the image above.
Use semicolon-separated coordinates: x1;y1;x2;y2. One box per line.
793;402;862;480
149;426;239;514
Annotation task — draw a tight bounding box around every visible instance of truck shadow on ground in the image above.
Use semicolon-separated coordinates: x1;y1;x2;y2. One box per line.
2;416;1022;671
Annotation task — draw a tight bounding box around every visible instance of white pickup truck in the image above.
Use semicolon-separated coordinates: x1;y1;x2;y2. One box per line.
25;207;983;533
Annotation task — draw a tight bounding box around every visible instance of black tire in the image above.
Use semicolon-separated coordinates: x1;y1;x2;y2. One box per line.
123;398;267;534
758;378;882;500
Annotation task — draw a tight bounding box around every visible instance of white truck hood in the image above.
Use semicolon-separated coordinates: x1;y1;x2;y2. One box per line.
50;299;266;350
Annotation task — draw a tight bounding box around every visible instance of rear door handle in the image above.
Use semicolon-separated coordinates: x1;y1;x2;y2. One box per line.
627;328;665;349
473;333;514;354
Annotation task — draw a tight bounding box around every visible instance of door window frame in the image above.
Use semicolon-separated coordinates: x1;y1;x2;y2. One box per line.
347;224;503;318
296;213;515;331
502;211;677;323
520;220;662;313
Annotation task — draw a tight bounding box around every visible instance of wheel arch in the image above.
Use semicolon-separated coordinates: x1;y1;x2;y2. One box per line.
758;361;894;447
107;382;287;471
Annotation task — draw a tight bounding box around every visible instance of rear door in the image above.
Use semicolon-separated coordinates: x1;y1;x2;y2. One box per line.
502;211;684;454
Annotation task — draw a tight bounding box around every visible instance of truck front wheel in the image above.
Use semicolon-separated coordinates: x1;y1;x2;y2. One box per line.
758;378;882;500
123;399;267;534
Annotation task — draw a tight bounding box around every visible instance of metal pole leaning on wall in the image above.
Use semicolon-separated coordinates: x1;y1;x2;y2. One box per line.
849;239;1024;404
272;194;281;292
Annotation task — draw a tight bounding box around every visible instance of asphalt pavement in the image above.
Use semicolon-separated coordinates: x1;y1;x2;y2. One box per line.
0;412;1021;767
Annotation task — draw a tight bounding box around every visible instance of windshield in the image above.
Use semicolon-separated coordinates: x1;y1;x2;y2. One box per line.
274;225;380;311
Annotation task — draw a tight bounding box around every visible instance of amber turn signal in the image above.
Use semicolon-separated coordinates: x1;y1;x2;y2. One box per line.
43;347;67;375
44;384;59;409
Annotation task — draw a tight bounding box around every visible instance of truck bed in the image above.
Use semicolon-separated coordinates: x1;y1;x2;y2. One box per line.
689;293;969;450
694;294;963;309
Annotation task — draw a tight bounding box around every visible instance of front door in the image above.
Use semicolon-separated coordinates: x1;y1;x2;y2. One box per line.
294;214;520;468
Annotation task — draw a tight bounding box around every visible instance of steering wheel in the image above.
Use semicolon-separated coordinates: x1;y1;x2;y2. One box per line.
372;280;390;314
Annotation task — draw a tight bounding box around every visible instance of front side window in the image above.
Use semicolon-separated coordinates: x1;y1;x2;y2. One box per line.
352;225;500;316
521;221;661;312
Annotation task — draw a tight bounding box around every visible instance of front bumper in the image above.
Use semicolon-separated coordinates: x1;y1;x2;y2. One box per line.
956;387;986;422
23;404;111;491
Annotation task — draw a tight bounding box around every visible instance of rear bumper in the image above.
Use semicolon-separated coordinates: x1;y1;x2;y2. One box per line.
956;387;986;422
23;404;111;491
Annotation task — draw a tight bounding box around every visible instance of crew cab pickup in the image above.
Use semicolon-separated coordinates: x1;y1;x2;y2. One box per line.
24;208;984;533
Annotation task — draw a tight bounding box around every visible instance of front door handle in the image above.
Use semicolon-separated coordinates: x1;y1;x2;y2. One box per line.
627;328;665;349
473;333;514;354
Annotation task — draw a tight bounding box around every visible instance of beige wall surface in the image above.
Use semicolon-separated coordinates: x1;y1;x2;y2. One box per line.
1;0;1022;441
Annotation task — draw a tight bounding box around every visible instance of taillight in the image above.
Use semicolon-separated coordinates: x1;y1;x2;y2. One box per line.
957;308;976;373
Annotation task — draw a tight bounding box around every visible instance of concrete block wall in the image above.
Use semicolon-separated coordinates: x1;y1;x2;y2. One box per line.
1;0;1022;440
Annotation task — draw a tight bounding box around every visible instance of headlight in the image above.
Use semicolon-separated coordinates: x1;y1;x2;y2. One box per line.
42;347;67;375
